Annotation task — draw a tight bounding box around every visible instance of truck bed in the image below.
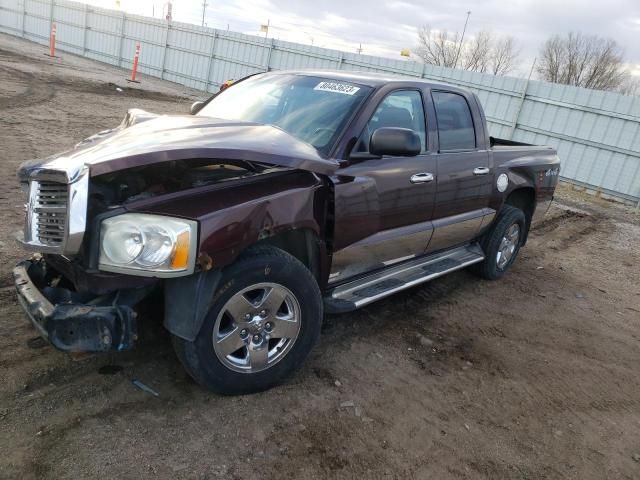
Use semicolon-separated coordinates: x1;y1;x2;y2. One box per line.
490;136;554;152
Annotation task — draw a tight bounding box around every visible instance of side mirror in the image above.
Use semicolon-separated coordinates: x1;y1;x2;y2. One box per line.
190;101;204;115
369;127;421;157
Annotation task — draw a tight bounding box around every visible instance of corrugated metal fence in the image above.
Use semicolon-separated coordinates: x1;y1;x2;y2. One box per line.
1;0;639;204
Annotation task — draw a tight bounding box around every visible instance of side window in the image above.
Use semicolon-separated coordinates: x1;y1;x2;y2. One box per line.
356;90;427;153
431;91;476;151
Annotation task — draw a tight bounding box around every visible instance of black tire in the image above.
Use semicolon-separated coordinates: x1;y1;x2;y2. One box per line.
172;245;322;395
471;205;526;280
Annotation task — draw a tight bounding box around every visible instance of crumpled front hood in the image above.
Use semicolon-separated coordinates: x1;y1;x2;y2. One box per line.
17;109;340;182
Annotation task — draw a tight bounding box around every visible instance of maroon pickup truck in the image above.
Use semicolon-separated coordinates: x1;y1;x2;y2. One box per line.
14;71;559;394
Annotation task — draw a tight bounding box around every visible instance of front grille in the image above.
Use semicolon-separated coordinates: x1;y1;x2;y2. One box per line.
19;168;87;255
33;181;68;246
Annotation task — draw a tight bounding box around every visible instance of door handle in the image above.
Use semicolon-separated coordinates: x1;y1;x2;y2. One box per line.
473;167;490;176
410;172;434;184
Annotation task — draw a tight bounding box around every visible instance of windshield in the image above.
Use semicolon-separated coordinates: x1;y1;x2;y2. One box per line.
197;74;371;156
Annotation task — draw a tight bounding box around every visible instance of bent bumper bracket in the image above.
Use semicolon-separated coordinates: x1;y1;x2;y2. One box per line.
13;260;138;352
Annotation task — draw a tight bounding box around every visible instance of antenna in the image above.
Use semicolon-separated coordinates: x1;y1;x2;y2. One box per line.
453;10;471;69
201;1;208;27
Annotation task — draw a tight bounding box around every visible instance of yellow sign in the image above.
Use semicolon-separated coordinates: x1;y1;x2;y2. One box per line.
400;48;410;57
260;24;269;33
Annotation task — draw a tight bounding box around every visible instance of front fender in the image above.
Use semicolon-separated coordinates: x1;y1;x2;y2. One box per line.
128;170;330;272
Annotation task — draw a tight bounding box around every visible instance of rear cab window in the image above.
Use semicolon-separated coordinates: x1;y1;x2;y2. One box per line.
431;91;476;151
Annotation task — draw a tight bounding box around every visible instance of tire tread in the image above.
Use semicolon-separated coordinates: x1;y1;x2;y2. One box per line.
472;204;526;280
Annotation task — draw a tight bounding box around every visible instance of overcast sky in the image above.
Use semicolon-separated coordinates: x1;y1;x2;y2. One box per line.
92;0;640;77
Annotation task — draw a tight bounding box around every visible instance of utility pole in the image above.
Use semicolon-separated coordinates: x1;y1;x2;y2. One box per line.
453;10;471;70
357;43;362;54
201;1;208;27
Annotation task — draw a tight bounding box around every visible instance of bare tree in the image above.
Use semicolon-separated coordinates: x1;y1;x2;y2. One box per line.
415;26;520;75
415;26;459;68
537;32;628;91
618;76;640;96
462;30;492;73
490;36;520;75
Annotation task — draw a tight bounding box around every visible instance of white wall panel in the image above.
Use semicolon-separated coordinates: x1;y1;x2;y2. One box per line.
1;0;638;202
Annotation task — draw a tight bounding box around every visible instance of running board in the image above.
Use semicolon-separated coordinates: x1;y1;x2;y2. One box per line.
324;244;484;313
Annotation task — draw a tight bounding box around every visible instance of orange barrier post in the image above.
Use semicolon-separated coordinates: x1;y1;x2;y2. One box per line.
48;23;57;57
128;43;141;83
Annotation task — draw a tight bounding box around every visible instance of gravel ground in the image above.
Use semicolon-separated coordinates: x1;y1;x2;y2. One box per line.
1;33;640;480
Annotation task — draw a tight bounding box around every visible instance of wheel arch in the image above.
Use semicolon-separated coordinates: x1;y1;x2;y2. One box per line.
164;228;326;342
504;187;536;245
254;228;324;283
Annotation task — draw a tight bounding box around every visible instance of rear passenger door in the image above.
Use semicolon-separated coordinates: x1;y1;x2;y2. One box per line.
426;90;493;253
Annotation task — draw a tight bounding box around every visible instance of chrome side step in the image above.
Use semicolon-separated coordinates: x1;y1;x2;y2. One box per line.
324;243;484;313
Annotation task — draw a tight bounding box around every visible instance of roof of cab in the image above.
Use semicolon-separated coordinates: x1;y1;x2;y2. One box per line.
267;69;471;93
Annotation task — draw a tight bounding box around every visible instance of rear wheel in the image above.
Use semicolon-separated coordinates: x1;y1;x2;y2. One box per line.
172;245;322;395
472;205;526;280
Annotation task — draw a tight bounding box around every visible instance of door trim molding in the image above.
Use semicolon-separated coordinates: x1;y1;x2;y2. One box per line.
427;208;493;253
329;220;434;284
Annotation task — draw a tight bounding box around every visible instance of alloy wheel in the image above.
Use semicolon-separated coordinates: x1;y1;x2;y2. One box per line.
212;282;301;373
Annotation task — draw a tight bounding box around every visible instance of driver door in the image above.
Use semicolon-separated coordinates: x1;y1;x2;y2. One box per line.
330;89;437;284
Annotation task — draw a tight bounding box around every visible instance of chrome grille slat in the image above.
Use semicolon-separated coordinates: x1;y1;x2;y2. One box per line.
37;223;66;228
34;207;66;213
37;226;66;232
31;180;69;247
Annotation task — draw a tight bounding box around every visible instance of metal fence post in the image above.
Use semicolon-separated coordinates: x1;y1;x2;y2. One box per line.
117;13;126;68
264;38;274;72
160;22;170;79
204;31;217;92
21;0;26;37
82;4;88;55
508;59;536;140
336;53;343;70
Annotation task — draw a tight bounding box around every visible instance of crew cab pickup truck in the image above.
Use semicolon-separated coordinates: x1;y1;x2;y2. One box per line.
14;71;559;394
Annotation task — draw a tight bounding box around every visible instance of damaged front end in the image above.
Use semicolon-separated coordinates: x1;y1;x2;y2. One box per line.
13;257;150;352
13;107;335;354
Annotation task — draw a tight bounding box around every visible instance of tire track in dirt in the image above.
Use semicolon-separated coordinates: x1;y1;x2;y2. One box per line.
28;399;168;480
530;207;602;247
0;65;56;110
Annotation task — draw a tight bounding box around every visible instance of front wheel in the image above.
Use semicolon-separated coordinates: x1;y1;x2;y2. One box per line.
172;245;322;395
472;205;526;280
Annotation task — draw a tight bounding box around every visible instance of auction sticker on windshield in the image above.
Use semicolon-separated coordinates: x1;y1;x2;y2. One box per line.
314;81;360;95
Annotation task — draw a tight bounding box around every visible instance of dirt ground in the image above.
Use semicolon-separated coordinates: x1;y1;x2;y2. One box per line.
1;33;639;480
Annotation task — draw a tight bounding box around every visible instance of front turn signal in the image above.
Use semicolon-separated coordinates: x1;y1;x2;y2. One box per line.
171;230;191;270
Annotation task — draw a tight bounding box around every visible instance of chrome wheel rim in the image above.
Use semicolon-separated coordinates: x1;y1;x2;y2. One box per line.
212;282;301;374
496;223;520;270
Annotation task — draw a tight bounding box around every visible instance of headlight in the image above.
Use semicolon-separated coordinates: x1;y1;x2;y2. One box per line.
99;213;198;277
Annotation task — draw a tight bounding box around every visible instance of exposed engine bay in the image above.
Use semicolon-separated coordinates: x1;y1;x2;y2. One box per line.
89;159;281;210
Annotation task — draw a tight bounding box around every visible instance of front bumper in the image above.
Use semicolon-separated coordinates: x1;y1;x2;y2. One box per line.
13;259;140;352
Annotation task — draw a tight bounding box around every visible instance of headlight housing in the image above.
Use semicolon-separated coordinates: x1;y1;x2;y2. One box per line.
99;213;198;277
